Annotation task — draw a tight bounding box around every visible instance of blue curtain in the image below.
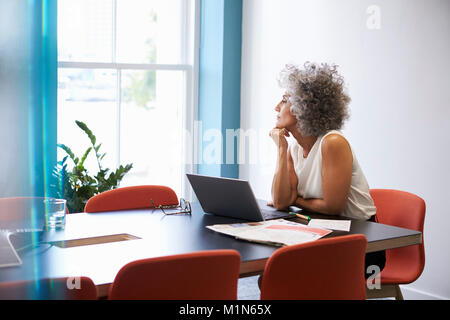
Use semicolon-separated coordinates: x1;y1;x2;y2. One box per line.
0;0;57;198
198;0;242;178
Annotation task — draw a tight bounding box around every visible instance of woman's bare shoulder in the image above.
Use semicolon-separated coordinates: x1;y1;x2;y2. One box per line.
321;134;351;155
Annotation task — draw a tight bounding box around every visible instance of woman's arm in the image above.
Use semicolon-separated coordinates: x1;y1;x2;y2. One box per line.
270;129;298;210
294;134;352;215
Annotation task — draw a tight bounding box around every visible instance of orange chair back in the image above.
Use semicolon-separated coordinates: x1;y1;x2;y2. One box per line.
370;189;426;283
260;234;367;300
84;185;178;213
0;277;97;300
109;250;241;300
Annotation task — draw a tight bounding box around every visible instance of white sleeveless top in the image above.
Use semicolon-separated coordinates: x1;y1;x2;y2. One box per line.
288;130;376;220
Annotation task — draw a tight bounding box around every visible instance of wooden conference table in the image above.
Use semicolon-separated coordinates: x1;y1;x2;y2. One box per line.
0;201;422;298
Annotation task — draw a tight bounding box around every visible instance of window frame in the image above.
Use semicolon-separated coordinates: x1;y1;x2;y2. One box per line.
57;0;200;198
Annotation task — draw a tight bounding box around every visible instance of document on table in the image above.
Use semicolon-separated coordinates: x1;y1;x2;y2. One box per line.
308;219;351;232
206;219;332;246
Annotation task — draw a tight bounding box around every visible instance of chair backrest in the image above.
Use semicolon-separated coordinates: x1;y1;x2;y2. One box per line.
84;185;178;213
0;277;97;300
370;189;426;282
0;197;69;223
260;234;367;300
109;250;241;300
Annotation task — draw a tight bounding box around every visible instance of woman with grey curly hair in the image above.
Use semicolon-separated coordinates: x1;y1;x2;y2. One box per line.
270;62;374;219
270;63;376;220
268;62;384;278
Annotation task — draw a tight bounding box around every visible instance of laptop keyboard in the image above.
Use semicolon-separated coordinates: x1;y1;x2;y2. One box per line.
261;209;292;220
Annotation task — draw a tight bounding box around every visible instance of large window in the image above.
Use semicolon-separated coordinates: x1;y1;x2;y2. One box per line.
57;0;198;197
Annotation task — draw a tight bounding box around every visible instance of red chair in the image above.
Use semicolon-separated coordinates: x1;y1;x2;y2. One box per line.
367;189;426;300
260;234;367;300
84;185;178;213
108;250;241;300
0;277;97;300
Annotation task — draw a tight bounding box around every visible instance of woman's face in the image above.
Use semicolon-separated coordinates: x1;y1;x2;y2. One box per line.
275;93;297;130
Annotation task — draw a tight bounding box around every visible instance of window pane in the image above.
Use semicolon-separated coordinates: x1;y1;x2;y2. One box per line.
58;0;113;62
116;0;184;64
58;68;118;175
119;70;185;196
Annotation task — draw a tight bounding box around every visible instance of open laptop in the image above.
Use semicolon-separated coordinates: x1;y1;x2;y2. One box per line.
186;174;297;222
0;198;46;268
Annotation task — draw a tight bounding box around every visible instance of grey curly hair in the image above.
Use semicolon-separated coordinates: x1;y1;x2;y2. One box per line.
278;62;351;137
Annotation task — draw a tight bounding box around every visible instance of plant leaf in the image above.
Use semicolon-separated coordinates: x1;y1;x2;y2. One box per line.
94;143;102;153
79;147;92;167
57;144;77;164
76;120;96;146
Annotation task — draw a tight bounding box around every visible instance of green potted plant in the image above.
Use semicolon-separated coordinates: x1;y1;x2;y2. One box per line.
52;121;133;213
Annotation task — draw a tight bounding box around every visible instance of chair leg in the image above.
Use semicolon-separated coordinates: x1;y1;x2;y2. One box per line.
395;285;404;300
366;284;397;299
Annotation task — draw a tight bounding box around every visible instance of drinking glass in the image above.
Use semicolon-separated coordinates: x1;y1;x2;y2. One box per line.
44;198;67;230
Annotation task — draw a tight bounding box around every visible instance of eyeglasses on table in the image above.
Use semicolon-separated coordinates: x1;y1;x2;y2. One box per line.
150;198;192;215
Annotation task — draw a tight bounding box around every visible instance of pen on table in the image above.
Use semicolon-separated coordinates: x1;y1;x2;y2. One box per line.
289;212;311;221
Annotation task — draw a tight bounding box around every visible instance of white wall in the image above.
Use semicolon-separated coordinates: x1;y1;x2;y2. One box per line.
240;0;450;299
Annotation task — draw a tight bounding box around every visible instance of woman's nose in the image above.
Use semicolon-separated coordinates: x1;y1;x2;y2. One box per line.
275;103;281;112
